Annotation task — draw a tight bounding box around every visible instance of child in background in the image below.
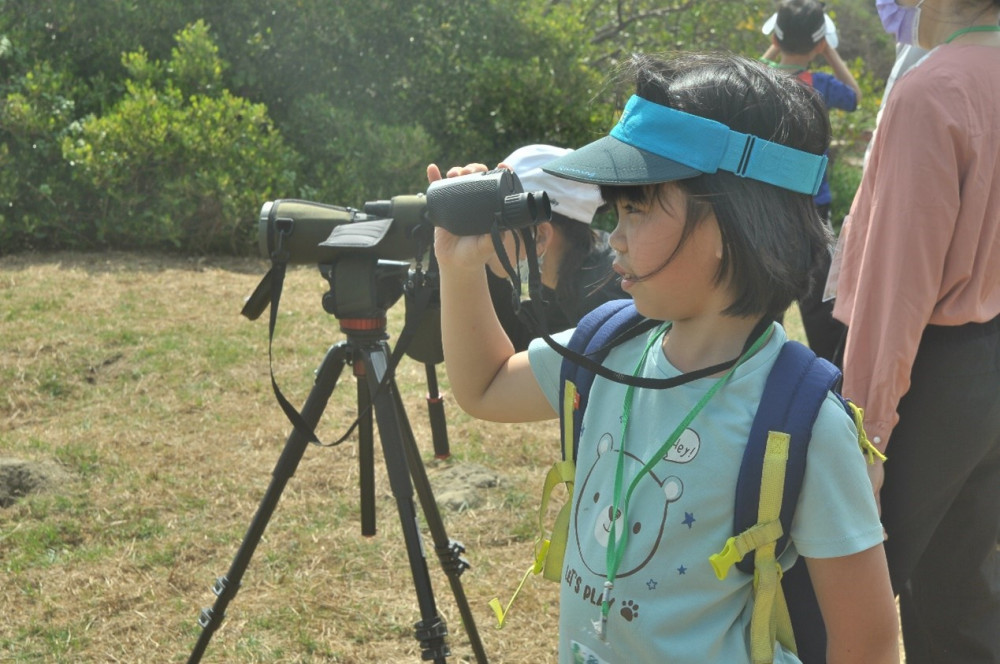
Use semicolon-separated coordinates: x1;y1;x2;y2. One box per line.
761;0;860;363
486;144;625;351
430;52;898;664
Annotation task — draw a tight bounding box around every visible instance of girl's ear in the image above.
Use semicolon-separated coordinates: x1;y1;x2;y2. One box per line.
710;214;724;261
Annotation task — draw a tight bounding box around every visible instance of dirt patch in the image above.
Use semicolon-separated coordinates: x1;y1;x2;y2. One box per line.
430;462;504;511
0;458;73;507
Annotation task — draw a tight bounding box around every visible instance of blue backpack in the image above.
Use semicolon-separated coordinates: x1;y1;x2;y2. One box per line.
542;299;880;663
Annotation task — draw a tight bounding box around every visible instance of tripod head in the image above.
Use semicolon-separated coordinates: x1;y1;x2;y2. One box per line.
317;256;443;369
319;257;408;325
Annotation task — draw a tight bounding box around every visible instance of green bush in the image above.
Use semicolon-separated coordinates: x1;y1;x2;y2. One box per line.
0;58;95;252
0;1;897;256
827;156;864;233
824;57;881;231
60;21;300;254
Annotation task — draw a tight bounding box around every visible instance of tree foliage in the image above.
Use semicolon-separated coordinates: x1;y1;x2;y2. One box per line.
61;21;299;253
1;0;895;255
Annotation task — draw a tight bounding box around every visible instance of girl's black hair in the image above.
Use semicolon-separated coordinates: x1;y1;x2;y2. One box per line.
601;52;832;321
550;212;596;311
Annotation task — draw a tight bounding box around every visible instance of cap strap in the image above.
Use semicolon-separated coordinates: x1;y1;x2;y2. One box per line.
610;95;827;196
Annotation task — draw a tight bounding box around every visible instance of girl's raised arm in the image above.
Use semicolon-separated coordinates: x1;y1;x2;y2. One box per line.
430;164;555;424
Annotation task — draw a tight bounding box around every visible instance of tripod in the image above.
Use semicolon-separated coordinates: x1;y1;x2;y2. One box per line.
187;267;488;663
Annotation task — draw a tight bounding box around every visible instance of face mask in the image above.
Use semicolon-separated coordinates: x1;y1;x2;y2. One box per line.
876;0;924;45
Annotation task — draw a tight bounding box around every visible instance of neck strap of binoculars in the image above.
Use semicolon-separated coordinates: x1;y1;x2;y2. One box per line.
489;222;550;339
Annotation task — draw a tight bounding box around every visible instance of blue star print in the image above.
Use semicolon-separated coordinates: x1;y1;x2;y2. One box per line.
682;512;696;528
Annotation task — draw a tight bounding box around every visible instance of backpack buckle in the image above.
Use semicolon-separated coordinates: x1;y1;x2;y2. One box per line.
709;520;784;580
710;535;744;580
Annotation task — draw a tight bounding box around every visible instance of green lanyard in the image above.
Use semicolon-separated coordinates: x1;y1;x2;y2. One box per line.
759;57;806;75
944;24;1000;44
596;322;772;639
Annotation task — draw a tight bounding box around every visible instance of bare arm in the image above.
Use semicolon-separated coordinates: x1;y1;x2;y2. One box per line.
429;164;555;424
821;42;862;103
806;544;899;664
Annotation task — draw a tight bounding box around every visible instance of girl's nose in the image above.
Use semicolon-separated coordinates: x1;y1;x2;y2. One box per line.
608;223;626;254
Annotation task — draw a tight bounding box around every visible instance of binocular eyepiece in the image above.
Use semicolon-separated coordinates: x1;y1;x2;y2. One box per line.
424;167;551;237
257;167;551;265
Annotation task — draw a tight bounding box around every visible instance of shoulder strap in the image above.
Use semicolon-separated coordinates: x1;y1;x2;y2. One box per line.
733;340;843;574
705;340;876;662
558;299;647;462
705;340;843;662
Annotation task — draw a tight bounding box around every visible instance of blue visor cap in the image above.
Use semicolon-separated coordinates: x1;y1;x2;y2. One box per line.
544;95;827;196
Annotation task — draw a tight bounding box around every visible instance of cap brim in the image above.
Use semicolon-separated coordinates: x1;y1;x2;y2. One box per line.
824;14;839;49
541;135;702;186
761;12;778;35
763;11;838;48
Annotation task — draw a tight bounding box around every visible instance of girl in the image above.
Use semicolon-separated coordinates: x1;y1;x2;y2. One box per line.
432;52;899;663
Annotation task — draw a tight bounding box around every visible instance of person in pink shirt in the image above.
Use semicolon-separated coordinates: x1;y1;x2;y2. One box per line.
828;0;1000;661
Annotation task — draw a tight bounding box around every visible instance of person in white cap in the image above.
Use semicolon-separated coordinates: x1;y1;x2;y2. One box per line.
759;0;861;367
485;144;627;349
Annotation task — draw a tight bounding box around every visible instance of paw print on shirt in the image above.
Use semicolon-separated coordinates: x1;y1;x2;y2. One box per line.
620;599;640;622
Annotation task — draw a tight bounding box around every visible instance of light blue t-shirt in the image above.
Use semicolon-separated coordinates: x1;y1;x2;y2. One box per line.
528;323;884;664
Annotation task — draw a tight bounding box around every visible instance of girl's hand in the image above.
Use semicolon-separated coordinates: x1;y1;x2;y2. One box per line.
427;162;503;274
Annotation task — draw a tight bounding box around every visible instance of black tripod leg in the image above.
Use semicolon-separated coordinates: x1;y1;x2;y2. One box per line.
362;344;451;663
358;365;376;536
187;342;350;664
424;363;451;460
392;369;489;664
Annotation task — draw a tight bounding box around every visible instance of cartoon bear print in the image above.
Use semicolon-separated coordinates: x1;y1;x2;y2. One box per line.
574;433;684;578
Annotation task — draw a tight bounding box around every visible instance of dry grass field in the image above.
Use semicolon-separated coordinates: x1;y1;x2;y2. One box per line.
1;251;861;664
0;252;575;663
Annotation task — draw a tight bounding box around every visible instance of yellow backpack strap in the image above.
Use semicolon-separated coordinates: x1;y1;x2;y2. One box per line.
489;380;578;628
537;458;575;581
709;521;784;580
562;379;578;460
539;379;579;580
709;431;796;663
488;555;543;629
749;431;796;663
